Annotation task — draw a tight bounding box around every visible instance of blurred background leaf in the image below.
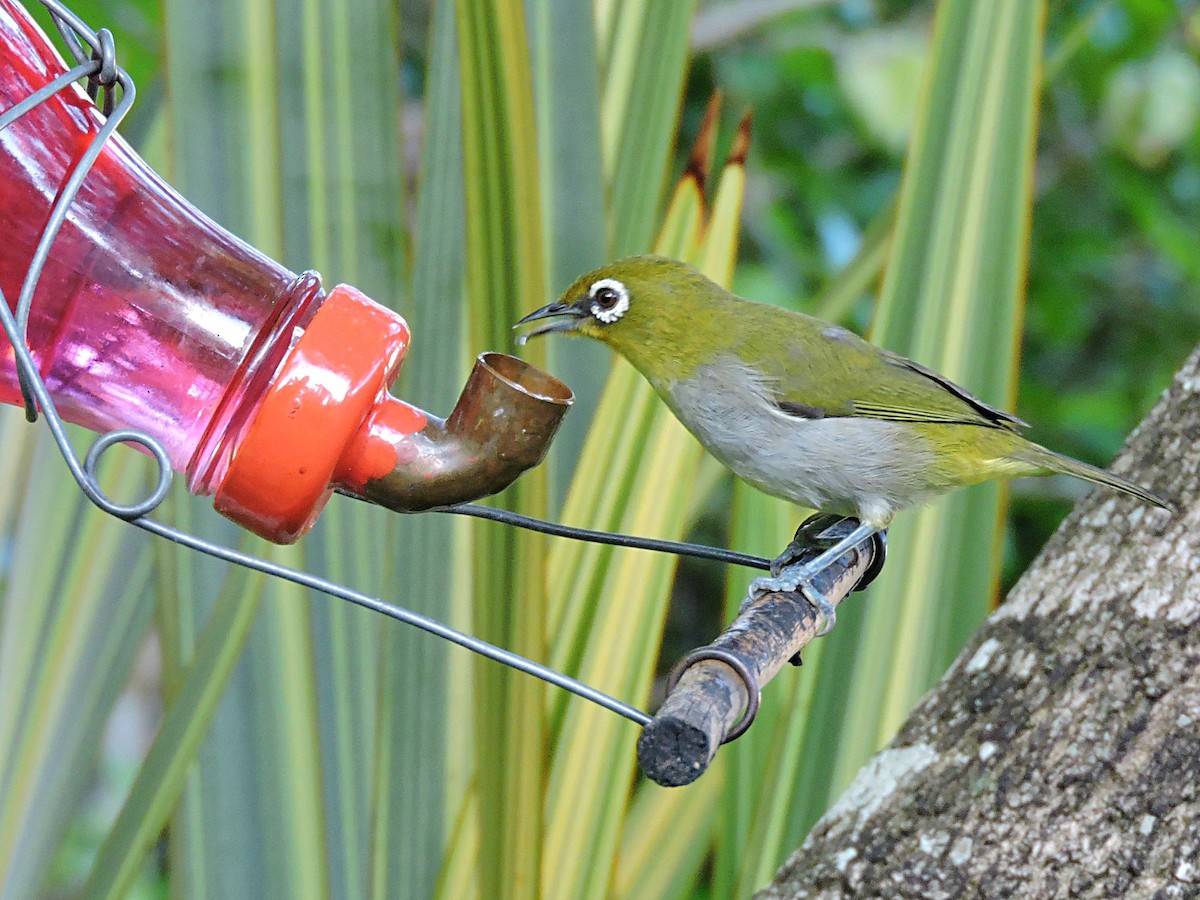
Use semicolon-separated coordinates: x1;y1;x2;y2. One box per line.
2;0;1196;898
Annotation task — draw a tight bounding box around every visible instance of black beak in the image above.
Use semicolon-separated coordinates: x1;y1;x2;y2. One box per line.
513;301;587;343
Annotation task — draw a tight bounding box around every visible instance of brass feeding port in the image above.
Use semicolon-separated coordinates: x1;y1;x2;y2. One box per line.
356;352;574;513
210;286;573;543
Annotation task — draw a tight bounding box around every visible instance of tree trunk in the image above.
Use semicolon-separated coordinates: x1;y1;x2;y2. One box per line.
760;346;1200;899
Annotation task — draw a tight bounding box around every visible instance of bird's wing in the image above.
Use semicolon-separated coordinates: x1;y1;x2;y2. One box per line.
861;353;1028;430
768;323;1027;431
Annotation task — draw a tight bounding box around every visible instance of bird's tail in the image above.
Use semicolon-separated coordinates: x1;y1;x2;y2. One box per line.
1015;444;1175;512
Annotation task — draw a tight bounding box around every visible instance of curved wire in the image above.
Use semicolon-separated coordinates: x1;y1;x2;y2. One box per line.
16;43;132;421
83;431;173;518
138;516;651;725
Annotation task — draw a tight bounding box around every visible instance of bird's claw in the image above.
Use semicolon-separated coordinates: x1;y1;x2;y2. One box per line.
740;517;883;636
743;560;837;635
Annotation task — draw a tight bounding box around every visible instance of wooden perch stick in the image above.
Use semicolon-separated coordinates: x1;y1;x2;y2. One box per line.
638;514;884;787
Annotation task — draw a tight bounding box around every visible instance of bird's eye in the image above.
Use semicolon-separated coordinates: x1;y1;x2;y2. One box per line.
588;278;630;324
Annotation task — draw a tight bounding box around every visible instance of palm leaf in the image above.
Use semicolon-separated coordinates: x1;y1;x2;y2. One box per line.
453;0;549;894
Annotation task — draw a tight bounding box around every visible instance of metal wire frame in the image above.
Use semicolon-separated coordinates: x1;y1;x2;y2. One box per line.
2;0;681;728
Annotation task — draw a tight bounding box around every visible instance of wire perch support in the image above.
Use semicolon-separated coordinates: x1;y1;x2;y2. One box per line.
1;0;661;729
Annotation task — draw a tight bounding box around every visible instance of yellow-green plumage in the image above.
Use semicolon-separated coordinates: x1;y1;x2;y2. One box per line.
517;255;1172;528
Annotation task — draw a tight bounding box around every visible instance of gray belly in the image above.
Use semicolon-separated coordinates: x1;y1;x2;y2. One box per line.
662;358;937;526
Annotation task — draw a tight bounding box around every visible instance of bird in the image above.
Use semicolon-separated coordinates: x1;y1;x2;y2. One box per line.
515;255;1173;631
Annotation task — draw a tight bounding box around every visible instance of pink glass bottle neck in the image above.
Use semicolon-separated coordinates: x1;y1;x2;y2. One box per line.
0;0;322;481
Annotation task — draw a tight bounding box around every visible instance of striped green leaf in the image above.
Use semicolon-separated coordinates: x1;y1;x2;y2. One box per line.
837;0;1045;781
152;1;407;896
543;117;747;900
714;2;1046;893
371;2;463;897
0;426;154;899
454;0;549;894
597;0;699;257
528;0;611;504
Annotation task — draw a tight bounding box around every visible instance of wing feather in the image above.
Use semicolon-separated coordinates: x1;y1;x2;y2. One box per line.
869;354;1028;430
765;318;1026;432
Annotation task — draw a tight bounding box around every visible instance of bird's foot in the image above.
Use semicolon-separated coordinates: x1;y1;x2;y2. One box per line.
741;518;883;637
746;566;838;635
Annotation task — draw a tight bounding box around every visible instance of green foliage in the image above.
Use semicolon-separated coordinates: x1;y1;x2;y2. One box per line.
695;0;1199;588
1;2;1192;899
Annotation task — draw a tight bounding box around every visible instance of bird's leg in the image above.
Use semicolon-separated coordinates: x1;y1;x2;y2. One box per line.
744;519;881;637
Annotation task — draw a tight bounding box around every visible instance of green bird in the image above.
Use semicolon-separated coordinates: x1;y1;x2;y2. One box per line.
515;255;1173;628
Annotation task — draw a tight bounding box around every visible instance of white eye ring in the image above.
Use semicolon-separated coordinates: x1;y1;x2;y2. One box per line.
588;278;630;324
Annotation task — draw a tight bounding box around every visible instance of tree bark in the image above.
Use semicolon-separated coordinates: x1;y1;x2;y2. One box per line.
760;346;1200;899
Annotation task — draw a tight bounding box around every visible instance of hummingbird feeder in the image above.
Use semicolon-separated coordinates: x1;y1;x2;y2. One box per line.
0;0;573;543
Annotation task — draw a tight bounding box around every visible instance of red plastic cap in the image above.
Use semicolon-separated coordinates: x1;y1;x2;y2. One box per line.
214;284;426;542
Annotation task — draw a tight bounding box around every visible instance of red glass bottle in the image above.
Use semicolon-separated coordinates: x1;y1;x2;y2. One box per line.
0;0;570;541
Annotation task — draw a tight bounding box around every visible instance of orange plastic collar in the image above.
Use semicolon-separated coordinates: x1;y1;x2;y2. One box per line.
214;284;426;543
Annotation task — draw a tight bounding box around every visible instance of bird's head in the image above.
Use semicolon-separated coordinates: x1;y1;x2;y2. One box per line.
515;255;728;378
